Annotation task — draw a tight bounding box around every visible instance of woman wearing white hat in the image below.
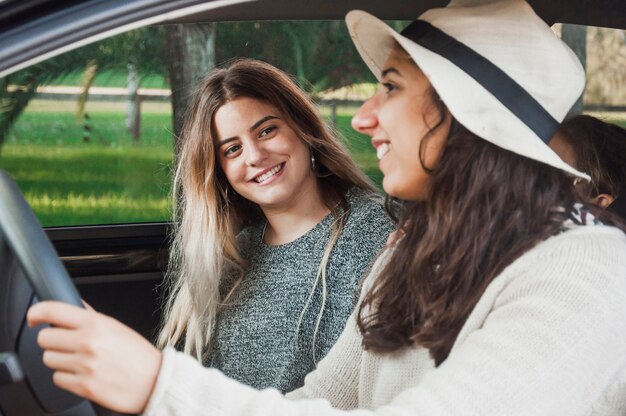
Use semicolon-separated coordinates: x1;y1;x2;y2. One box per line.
27;0;626;414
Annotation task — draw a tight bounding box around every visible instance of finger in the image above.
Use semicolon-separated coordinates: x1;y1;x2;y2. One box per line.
37;327;84;352
27;301;87;329
42;350;82;373
81;300;95;311
52;371;97;403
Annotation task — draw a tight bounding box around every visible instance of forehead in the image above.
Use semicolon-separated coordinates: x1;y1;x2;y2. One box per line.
382;47;425;79
213;97;281;140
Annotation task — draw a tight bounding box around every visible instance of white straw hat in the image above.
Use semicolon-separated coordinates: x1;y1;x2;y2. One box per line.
346;0;589;180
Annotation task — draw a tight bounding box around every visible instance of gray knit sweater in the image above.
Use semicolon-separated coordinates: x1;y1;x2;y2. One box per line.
206;188;393;393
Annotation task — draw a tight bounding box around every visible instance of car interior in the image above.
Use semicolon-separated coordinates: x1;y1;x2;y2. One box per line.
0;0;625;415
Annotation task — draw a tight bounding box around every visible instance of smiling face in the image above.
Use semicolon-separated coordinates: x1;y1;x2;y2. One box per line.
351;47;451;201
213;96;318;212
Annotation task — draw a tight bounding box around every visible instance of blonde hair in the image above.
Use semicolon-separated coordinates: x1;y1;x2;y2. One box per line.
157;59;375;361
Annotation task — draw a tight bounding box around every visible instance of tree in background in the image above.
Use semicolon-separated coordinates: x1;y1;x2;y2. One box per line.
164;20;373;150
120;28;167;141
215;21;374;94
585;28;626;106
0;26;165;147
0;48;99;148
165;23;216;152
1;20;383;150
0;71;38;151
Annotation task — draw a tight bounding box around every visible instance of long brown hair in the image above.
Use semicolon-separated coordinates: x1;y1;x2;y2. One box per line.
159;59;375;360
358;115;584;365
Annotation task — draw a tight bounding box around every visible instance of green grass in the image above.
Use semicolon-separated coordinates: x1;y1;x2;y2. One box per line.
52;69;169;89
0;145;172;226
0;100;379;227
1;104;174;226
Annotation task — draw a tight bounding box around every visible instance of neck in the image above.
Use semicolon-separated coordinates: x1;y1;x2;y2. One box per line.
262;183;331;245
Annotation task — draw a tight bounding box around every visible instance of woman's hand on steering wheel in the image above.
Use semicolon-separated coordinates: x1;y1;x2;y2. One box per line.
27;301;162;414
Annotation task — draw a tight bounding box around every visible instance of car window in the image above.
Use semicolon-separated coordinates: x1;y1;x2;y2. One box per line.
0;20;624;227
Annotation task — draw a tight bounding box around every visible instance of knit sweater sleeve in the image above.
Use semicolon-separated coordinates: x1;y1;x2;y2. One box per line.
284;309;362;407
383;225;626;415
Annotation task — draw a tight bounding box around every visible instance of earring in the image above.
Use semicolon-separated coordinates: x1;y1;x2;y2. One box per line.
311;153;316;170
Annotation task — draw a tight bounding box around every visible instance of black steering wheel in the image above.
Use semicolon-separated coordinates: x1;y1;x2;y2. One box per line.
0;170;122;416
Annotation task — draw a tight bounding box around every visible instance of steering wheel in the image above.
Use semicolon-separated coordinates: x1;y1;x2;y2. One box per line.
0;170;123;416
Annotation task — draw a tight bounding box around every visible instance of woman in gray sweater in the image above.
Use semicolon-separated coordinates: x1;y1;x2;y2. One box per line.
156;58;392;392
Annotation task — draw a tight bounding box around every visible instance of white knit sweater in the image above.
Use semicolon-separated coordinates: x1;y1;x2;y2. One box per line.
143;225;626;416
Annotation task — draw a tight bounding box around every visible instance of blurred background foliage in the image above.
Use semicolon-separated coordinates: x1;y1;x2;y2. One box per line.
0;21;624;226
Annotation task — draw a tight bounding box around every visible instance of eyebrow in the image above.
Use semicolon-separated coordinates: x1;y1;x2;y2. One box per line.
381;67;401;78
217;115;280;146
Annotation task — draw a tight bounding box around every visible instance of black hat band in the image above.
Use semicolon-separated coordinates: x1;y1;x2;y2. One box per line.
401;20;560;143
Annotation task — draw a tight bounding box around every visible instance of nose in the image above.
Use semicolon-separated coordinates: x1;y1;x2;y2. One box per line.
351;91;380;136
245;141;269;166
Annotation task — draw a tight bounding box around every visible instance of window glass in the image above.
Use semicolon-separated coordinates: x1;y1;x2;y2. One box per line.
0;21;624;226
0;21;377;227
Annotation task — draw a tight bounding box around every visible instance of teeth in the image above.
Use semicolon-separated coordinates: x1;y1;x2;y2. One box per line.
254;164;283;183
376;143;390;160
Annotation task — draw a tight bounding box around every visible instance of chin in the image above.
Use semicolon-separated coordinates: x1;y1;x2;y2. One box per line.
383;171;429;201
256;191;292;208
382;178;403;199
383;182;421;202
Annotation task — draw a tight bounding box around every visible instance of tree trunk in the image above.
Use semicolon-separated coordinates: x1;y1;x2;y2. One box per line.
561;24;587;114
126;59;141;141
0;75;38;149
165;23;216;154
